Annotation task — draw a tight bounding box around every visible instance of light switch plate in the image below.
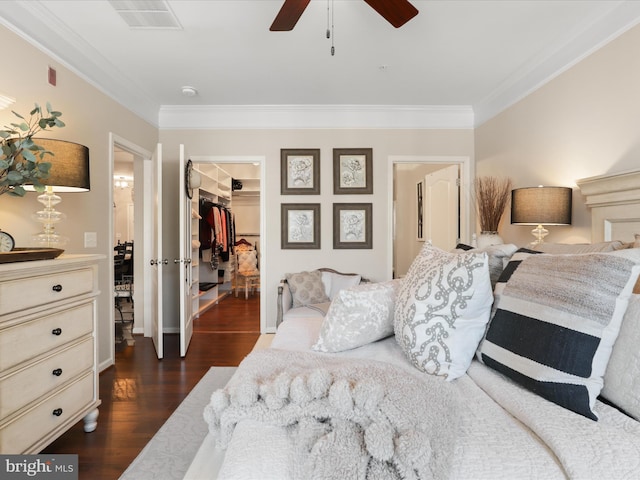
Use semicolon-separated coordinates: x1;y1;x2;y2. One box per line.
84;232;97;248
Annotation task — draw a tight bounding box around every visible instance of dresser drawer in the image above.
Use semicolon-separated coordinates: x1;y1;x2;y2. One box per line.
0;267;94;316
0;302;93;372
0;372;94;454
0;338;93;421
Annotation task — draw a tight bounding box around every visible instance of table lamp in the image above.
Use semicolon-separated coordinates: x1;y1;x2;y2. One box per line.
511;186;572;246
23;139;90;247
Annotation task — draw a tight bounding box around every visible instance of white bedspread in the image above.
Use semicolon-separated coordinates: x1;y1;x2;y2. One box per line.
195;317;640;479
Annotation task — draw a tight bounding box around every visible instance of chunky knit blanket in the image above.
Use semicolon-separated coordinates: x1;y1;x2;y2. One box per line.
204;348;460;480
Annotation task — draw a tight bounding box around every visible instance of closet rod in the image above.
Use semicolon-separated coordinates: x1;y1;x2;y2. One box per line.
237;233;259;236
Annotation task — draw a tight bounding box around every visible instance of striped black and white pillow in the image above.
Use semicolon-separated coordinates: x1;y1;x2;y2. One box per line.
480;249;640;420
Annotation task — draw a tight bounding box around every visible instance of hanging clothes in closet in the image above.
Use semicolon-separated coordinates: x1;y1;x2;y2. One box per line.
200;199;235;263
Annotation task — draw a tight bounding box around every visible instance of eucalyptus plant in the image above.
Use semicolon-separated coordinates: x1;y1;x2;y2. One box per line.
0;102;65;196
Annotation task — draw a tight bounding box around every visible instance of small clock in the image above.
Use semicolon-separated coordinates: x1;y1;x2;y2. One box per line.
0;230;15;252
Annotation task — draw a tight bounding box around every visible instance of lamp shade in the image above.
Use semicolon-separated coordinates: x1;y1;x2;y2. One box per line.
24;138;90;192
511;186;572;225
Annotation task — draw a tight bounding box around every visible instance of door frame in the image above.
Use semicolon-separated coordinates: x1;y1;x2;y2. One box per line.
189;155;267;334
387;155;473;280
109;134;154;362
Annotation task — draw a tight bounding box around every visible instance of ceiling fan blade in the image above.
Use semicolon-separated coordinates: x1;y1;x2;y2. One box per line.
270;0;311;31
363;0;419;28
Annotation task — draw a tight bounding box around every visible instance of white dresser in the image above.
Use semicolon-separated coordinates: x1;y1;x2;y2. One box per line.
0;254;102;454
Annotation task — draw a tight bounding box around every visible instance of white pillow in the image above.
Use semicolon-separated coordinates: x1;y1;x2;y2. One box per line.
394;244;493;381
321;271;362;300
313;280;401;353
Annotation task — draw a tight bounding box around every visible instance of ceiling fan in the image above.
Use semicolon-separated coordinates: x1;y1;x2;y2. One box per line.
270;0;419;31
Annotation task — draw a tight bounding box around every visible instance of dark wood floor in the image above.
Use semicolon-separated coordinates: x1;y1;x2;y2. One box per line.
42;293;260;480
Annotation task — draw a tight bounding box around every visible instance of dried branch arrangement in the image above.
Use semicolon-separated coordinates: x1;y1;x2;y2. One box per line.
474;176;513;232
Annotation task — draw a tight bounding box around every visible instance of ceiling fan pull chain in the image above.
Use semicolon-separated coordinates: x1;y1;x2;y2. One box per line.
330;0;335;56
326;0;330;38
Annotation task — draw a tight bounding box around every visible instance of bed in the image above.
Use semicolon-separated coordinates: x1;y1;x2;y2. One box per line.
184;169;640;479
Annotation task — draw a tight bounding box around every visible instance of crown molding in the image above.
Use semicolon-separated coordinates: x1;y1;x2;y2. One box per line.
158;104;474;130
0;1;160;126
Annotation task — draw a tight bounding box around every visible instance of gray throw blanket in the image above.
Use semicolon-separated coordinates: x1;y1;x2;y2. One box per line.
204;348;460;480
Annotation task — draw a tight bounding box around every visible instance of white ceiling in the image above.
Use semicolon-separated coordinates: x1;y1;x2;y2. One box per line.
1;0;640;128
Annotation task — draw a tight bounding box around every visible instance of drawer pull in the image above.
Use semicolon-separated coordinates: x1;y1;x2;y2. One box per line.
52;284;63;292
52;408;63;417
52;368;63;376
52;328;62;336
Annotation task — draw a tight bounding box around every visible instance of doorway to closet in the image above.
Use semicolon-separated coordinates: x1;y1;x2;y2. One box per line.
188;157;264;351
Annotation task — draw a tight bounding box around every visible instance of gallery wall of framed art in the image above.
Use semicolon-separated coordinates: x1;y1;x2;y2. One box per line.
280;148;373;250
279;147;374;250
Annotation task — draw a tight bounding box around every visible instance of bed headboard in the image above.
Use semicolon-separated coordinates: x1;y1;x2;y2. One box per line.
577;169;640;243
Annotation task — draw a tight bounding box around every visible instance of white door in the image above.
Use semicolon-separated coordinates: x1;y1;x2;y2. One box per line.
424;164;459;250
150;143;164;359
178;145;194;357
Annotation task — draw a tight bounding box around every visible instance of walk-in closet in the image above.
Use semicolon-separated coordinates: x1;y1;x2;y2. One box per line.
191;162;261;317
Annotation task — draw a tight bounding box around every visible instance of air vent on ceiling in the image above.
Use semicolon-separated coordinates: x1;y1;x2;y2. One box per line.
108;0;182;29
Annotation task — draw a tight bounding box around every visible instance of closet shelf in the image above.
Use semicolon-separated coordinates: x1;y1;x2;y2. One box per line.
190;162;233;317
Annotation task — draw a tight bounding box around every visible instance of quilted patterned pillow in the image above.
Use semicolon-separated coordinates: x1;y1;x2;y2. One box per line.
237;250;258;273
285;270;330;308
479;250;640;420
313;279;401;353
394;243;493;381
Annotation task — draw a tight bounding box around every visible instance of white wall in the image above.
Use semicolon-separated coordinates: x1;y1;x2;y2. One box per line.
0;26;158;369
475;23;640;247
159;129;474;332
113;188;134;244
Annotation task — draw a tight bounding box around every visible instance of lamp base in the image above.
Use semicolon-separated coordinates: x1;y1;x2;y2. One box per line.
32;232;68;248
530;224;548;246
32;187;68;248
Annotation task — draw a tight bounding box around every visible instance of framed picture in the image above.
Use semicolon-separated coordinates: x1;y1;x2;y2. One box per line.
280;149;320;195
333;203;372;249
333;148;373;194
416;179;425;241
281;203;321;249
